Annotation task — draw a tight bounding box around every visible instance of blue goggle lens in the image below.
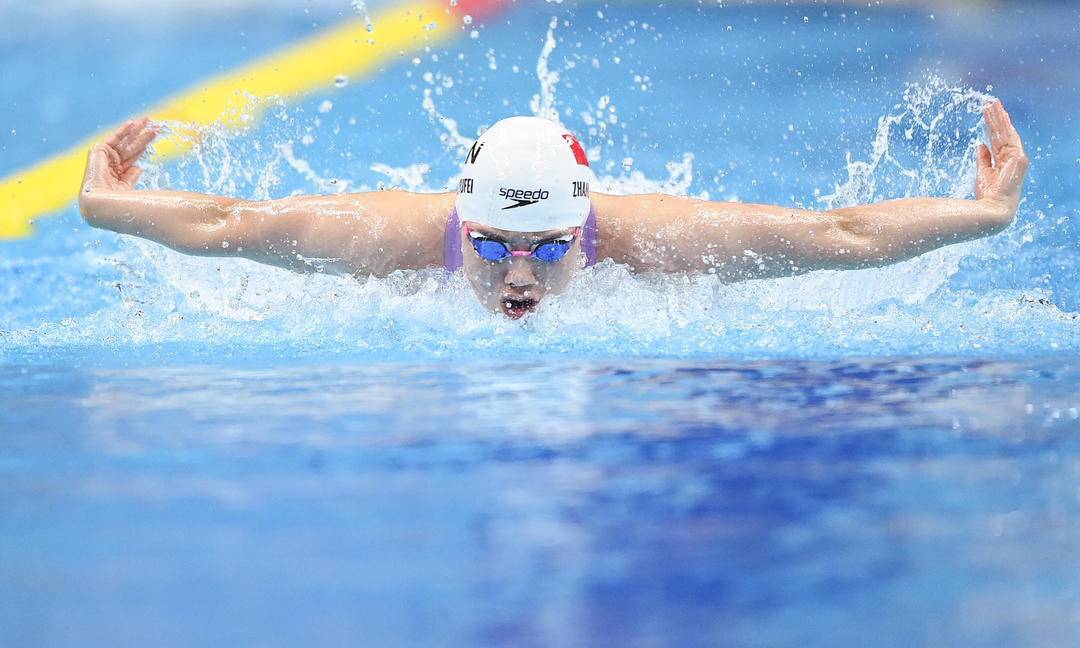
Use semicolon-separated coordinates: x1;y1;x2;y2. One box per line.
533;240;574;262
469;237;574;263
472;238;513;261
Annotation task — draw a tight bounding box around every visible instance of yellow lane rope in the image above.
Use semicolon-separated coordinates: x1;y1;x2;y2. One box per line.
0;0;480;240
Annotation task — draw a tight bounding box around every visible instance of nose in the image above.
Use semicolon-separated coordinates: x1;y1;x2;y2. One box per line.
503;257;538;289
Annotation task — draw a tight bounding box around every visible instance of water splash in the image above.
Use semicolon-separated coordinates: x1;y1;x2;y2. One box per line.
350;0;374;33
276;141;354;194
800;76;1000;308
529;16;561;121
3;59;1076;362
821;76;994;209
421;88;474;156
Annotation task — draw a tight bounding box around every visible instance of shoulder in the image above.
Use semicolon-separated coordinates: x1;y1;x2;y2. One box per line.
590;192;750;270
592;191;704;226
339;190;456;243
341;190;456;273
354;189;455;221
590;192;684;262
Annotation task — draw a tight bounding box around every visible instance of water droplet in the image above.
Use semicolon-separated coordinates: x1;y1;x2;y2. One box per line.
462;14;472;25
622;157;633;169
334;75;349;88
469;30;479;39
350;0;374;32
318;100;333;113
222;241;230;249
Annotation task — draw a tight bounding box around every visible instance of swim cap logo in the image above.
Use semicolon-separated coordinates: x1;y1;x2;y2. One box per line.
465;141;484;165
499;187;550;210
562;134;590;167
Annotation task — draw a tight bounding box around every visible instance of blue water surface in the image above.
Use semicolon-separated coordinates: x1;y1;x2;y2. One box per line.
2;1;1079;646
3;357;1079;647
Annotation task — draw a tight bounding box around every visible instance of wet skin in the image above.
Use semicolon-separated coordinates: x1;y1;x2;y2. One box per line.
80;103;1028;321
459;222;582;319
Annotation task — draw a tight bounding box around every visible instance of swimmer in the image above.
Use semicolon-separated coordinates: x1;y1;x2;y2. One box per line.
79;102;1028;319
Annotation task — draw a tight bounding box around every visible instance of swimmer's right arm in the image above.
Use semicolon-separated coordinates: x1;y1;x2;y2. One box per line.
79;118;451;276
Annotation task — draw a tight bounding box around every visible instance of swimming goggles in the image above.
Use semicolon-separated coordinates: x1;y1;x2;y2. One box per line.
464;223;579;263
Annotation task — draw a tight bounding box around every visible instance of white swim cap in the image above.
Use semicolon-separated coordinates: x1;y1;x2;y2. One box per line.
455;116;594;233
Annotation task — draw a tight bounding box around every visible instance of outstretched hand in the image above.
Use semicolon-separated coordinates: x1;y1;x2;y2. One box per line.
81;117;157;193
975;101;1028;214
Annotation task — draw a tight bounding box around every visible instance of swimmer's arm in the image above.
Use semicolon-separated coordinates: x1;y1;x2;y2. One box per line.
595;101;1027;279
224;190;452;275
82;189;451;275
594;194;1016;279
80;119;451;276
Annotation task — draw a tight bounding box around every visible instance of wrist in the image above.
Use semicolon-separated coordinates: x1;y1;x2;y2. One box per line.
78;186;121;225
976;196;1017;230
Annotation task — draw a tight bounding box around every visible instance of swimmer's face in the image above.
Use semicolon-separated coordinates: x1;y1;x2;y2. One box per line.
460;222;582;319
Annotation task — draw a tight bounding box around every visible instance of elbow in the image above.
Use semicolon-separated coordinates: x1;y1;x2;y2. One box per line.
175;199;248;255
219;200;257;250
825;211;880;266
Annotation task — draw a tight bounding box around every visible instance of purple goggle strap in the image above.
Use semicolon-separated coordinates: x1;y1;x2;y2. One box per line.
444;206;597;272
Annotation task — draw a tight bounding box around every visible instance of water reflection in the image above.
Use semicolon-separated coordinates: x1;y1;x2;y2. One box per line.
2;357;1078;645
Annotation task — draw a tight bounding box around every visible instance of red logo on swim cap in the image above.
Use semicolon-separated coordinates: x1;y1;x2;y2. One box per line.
562;133;590;167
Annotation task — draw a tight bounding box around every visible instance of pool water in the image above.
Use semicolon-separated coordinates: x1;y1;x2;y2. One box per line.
2;1;1079;645
3;357;1079;646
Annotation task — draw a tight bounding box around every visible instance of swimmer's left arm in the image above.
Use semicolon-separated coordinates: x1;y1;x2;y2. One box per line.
594;101;1027;280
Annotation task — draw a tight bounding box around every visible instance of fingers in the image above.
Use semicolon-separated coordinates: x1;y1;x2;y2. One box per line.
978;101;1029;206
120;125;158;164
116;118;153;158
977;143;993;171
103;117;150;157
121;165;143;188
983;102;1004;149
984;101;1024;157
106;117;145;150
90;141;122;169
104;120;133;149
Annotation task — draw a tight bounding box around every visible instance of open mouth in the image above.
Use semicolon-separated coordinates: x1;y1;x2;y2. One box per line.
501;296;537;319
